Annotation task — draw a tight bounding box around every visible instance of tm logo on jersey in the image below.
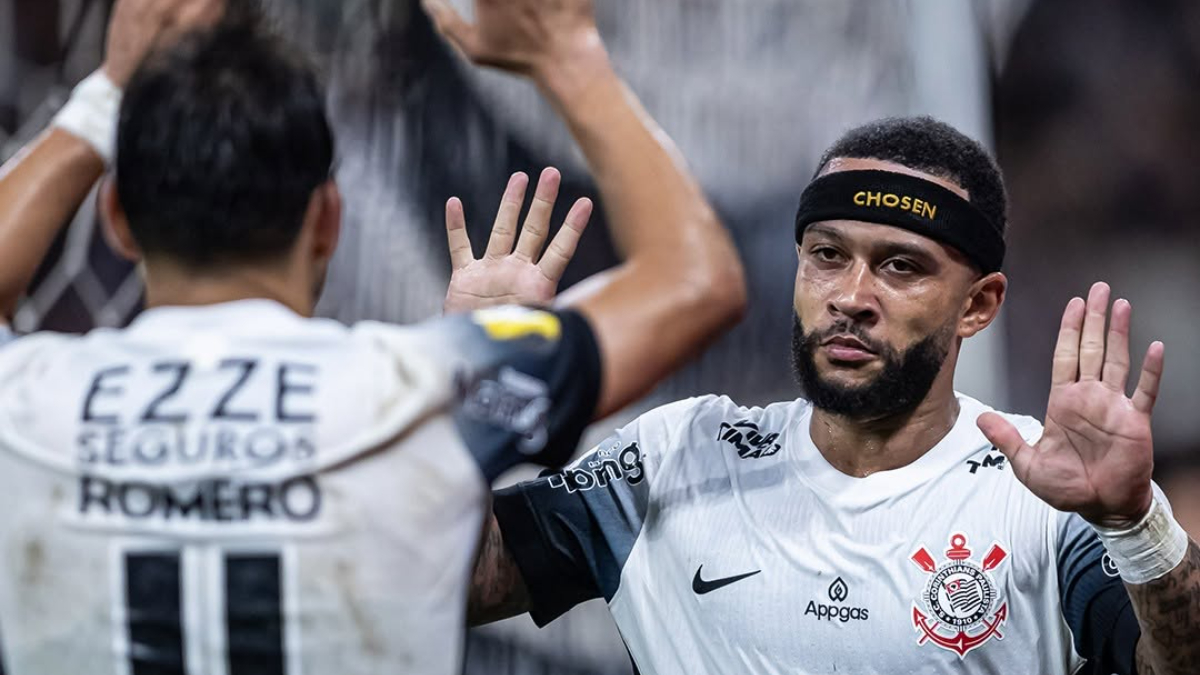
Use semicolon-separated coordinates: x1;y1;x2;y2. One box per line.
965;450;1006;474
717;420;781;459
910;533;1009;658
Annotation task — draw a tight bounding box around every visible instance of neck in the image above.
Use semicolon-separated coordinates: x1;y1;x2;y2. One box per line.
141;259;314;317
808;364;961;478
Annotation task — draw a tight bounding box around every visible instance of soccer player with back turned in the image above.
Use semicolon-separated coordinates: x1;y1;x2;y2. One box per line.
0;0;746;672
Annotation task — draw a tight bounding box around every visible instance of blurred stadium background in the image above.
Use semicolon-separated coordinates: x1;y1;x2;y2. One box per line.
2;0;1197;672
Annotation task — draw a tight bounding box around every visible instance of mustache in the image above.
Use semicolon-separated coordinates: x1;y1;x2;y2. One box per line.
804;320;886;354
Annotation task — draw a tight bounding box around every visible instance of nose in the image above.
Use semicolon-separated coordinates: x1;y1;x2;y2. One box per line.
828;261;879;324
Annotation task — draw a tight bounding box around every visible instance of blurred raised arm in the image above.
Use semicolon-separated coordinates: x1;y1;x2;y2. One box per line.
0;0;224;321
427;0;746;418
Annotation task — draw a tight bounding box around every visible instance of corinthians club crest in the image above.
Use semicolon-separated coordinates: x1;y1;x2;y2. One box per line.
910;533;1009;658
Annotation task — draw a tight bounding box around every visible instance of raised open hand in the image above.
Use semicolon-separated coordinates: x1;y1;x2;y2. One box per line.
421;0;601;78
977;282;1164;528
443;168;592;314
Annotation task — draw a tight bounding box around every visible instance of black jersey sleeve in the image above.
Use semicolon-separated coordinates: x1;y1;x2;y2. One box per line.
492;432;648;626
1056;511;1141;675
491;397;704;626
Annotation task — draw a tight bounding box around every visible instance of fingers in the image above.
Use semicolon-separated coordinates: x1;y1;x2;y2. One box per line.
445;197;474;270
539;198;593;282
976;412;1034;483
1132;341;1165;414
159;0;225;47
485;173;529;259
421;0;480;58
515;168;562;262
1101;298;1132;391
1078;282;1111;381
1051;296;1085;387
176;0;226;29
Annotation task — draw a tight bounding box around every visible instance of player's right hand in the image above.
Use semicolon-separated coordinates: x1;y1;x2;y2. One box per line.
443;168;592;314
421;0;603;81
103;0;225;88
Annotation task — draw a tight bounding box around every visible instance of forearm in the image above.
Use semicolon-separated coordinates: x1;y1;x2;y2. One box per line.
534;43;746;416
467;513;531;626
0;128;105;317
1130;539;1200;675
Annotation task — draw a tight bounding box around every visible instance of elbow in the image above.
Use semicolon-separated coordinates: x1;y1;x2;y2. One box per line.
647;238;746;341
652;210;748;333
697;250;747;331
621;208;748;342
0;284;19;322
690;213;748;329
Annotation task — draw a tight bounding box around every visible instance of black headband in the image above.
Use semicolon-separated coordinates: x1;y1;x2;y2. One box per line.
794;170;1005;273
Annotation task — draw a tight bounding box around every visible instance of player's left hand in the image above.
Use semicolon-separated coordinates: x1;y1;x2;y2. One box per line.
421;0;602;80
977;282;1164;529
443;167;592;314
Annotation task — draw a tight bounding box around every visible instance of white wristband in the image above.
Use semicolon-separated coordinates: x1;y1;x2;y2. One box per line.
51;70;123;166
1092;494;1189;585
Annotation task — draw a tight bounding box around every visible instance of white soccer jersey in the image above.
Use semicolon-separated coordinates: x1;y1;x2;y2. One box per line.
495;393;1146;674
0;300;601;675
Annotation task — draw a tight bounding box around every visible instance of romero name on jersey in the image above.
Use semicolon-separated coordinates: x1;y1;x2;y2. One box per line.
0;301;600;675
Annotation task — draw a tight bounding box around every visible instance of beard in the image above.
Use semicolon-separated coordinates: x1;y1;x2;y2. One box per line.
791;313;954;421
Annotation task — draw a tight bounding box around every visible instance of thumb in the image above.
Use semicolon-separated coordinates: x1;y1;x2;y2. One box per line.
421;0;480;58
976;412;1034;477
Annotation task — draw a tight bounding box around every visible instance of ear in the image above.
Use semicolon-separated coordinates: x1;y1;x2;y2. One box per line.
958;271;1007;338
309;180;342;264
99;178;142;262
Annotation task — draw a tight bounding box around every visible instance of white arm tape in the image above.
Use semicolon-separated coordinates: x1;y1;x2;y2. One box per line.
51;70;123;166
1092;492;1190;585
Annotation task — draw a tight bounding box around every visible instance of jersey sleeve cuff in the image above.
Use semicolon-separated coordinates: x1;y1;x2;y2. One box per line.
493;483;578;627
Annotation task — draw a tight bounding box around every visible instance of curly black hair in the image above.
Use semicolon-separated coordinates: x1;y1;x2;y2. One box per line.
815;116;1008;237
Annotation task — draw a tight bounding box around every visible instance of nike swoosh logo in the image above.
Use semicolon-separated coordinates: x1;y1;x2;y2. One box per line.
692;565;761;595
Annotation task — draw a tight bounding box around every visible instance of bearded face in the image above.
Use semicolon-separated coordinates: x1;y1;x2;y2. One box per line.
791;312;955;420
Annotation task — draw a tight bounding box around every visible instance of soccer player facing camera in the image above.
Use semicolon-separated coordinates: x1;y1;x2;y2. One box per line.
0;0;744;673
440;4;1200;674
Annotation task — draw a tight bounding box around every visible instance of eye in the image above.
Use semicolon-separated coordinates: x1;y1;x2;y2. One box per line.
882;258;920;274
810;246;843;263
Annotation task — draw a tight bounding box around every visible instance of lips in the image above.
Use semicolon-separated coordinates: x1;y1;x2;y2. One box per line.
821;334;877;362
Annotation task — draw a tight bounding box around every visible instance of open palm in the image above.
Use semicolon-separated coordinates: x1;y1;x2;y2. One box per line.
443;168;592;313
978;283;1164;528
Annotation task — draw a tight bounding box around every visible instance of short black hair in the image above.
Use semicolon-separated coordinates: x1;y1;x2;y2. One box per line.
116;18;334;267
814;116;1008;237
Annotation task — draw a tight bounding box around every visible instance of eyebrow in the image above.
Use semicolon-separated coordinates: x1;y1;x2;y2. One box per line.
804;224;846;243
878;241;937;264
804;224;941;266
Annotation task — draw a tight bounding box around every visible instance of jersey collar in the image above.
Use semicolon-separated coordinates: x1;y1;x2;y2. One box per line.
128;299;311;337
788;393;994;505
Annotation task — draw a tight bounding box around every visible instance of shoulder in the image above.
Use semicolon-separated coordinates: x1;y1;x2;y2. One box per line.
0;329;85;382
637;394;806;427
948;396;1055;512
970;395;1043;438
0;329;101;468
627;394;809;465
960;394;1044;460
